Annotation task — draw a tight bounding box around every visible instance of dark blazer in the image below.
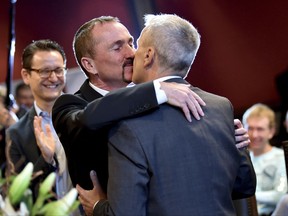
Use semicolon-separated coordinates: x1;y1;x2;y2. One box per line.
6;107;56;196
52;79;159;190
94;78;256;216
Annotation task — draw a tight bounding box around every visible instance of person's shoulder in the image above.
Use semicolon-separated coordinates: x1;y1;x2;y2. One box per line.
191;86;232;105
7;110;34;137
272;146;284;154
54;93;87;107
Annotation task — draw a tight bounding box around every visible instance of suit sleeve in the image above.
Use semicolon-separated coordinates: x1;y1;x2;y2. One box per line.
232;148;256;199
223;99;256;200
52;81;158;134
93;121;148;216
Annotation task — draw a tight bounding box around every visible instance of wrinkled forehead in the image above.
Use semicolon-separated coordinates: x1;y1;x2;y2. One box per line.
93;21;133;45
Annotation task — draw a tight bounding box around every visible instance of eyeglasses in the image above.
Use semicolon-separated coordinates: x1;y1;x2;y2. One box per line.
27;67;67;78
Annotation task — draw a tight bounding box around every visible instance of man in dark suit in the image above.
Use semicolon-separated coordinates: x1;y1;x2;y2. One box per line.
52;16;207;193
85;14;256;215
6;40;72;199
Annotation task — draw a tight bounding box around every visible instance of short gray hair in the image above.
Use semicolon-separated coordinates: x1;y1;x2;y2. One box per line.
143;14;201;78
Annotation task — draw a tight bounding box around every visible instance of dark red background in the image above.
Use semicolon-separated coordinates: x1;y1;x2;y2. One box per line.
1;0;288;117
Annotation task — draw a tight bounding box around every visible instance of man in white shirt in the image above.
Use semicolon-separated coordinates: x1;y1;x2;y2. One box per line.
243;103;287;215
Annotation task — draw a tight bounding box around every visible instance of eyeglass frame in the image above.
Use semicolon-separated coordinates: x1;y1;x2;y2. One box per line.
25;67;67;78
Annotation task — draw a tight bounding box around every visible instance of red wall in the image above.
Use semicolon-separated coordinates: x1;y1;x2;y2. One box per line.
1;0;288;116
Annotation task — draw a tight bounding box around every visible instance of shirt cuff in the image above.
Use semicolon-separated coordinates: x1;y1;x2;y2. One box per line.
93;200;101;211
153;80;168;105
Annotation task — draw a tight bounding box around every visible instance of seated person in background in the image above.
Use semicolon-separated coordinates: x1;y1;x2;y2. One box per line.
78;13;256;216
0;86;18;129
14;82;34;119
272;194;288;216
243;103;287;215
0;86;18;173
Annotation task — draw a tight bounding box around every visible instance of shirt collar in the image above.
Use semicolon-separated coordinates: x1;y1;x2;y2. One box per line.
88;82;109;96
34;101;51;117
155;76;182;82
88;76;181;96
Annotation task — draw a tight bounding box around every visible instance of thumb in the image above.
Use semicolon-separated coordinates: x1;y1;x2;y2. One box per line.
234;119;242;129
90;170;100;188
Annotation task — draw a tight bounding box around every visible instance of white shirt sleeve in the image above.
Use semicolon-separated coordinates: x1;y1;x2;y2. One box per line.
153;80;168;105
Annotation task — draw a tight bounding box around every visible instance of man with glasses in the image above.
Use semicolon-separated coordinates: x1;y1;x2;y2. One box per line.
6;39;73;201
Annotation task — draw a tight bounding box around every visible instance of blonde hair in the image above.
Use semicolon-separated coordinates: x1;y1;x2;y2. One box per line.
242;103;276;129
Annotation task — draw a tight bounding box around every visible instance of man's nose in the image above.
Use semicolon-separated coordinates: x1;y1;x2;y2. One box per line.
125;45;135;58
47;71;59;81
251;130;259;138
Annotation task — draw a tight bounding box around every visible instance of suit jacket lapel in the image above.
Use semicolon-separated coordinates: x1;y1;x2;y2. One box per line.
27;107;40;154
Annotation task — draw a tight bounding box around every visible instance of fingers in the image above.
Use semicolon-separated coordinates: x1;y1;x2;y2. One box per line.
76;184;87;206
185;96;200;121
33;116;42;134
234;119;242;129
236;140;250;149
45;123;53;139
90;170;99;188
33;116;55;163
181;106;192;122
160;82;206;122
234;118;250;149
76;184;85;196
34;116;42;145
190;90;206;106
235;127;247;137
182;89;205;121
235;131;250;142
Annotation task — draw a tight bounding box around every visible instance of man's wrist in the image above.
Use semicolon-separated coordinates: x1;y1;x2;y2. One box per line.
153;80;168;105
93;200;101;211
50;156;59;169
50;158;57;167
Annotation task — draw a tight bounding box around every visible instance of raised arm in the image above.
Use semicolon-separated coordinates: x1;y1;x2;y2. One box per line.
53;81;204;133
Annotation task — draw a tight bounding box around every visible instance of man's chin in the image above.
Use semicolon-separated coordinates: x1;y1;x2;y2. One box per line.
122;71;133;83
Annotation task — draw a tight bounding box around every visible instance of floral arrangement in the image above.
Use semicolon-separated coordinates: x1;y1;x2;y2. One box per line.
0;162;79;216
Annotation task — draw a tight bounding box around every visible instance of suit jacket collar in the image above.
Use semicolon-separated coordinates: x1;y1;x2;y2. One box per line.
27;106;37;131
77;79;103;102
164;77;190;85
28;106;37;120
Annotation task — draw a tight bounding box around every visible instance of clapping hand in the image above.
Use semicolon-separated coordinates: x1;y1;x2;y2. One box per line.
33;116;56;164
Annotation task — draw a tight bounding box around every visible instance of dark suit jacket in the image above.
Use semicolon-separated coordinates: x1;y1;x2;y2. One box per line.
6;107;56;197
94;78;256;216
52;79;159;190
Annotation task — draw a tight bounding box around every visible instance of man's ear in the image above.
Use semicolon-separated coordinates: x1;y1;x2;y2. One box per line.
81;57;97;75
21;69;30;85
144;47;155;68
